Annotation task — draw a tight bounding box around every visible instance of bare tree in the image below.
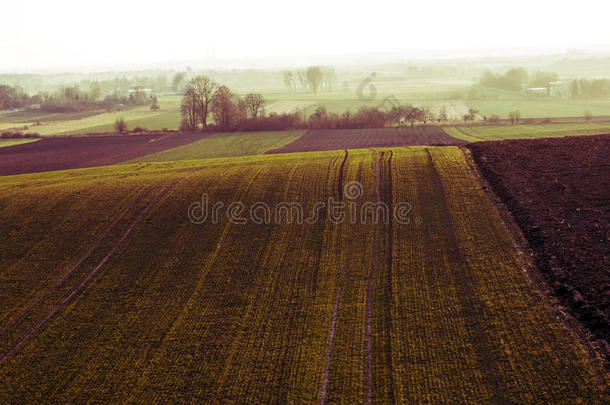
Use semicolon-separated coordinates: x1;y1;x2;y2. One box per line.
212;85;240;129
420;104;432;125
584;110;593;122
322;66;337;92
189;75;218;128
508;110;521;125
149;95;160;112
462;108;478;124
283;71;294;93
306;66;323;93
407;107;422;127
180;88;198;130
114;117;127;133
172;73;184;92
438;105;448;122
296;69;306;93
245;93;265;118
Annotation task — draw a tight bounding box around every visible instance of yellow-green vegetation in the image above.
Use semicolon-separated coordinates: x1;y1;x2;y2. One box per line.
0;138;40;148
0;96;182;135
0;149;606;402
467;98;610;119
444;122;610;142
128;130;304;163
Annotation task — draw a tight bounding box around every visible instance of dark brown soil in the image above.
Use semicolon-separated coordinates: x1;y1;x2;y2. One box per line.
265;127;466;154
0;132;209;176
468;135;610;357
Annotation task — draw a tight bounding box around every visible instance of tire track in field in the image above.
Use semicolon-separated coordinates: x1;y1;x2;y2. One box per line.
424;148;509;405
319;150;350;405
383;150;396;403
0;179;179;366
364;151;384;405
0;186;153;338
451;126;486;141
128;166;269;399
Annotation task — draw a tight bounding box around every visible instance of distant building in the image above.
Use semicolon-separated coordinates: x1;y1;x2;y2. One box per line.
526;87;548;97
549;81;571;98
128;88;152;95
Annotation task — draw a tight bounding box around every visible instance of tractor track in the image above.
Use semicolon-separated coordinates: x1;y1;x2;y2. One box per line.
319;150;351;405
0;185;155;338
0;179;180;366
364;151;384;404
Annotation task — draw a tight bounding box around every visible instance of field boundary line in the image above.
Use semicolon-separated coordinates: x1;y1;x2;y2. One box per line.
424;148;509;405
461;146;610;386
384;150;396;402
319;150;351;405
448;126;485;142
0;186;154;338
0;179;179;366
364;151;384;404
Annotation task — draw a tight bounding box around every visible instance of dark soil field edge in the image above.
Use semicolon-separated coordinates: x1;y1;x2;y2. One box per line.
461;146;610;384
466;134;610;367
0;132;210;176
265;127;466;154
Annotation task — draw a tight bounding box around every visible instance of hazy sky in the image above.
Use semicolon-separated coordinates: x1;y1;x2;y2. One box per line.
2;0;610;71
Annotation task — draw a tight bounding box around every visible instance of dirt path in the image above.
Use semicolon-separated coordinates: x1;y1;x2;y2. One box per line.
319;151;351;405
424;148;508;405
0;180;179;366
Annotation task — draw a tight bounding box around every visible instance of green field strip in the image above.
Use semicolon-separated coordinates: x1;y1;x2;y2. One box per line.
127;130;305;163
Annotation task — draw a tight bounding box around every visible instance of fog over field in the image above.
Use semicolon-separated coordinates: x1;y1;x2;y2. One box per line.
2;0;610;72
1;2;609;404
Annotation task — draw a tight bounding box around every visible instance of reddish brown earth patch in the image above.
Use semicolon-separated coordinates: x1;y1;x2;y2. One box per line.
468;135;610;357
265;127;466;153
0;132;209;176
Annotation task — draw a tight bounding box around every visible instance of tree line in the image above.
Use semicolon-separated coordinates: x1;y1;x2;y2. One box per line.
570;78;610;98
479;68;559;92
180;76;460;132
0;82;159;113
0;85;32;110
283;66;336;93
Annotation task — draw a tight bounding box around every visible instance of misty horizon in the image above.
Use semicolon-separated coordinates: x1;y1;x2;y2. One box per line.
3;0;610;73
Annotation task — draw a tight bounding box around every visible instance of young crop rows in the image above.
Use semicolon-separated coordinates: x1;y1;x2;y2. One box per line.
0;148;606;402
266;127;465;154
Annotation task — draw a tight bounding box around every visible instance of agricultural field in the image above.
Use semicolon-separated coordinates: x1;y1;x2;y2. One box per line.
129;130;304;163
467;98;610;120
0;148;606;402
3;78;609;137
0;132;207;176
468;134;610;358
444;122;610;142
0;96;182;135
264;101;317;114
266;127;465;153
0;138;40;148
